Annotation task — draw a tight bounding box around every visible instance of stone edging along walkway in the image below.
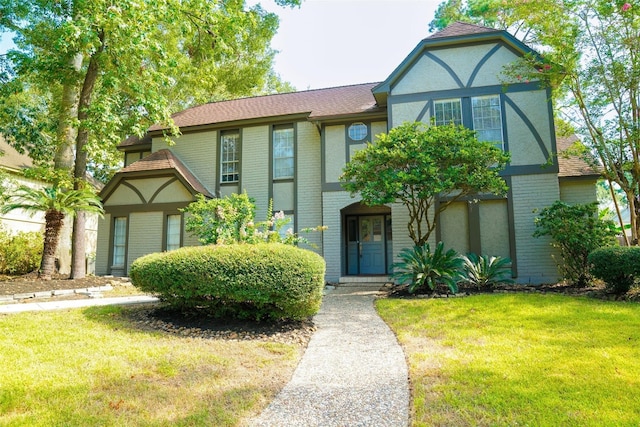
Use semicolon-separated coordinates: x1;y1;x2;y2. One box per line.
0;284;116;303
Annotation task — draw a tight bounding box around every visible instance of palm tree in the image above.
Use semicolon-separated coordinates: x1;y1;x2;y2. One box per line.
1;186;103;280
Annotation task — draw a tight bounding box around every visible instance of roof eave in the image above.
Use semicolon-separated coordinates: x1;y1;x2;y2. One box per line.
146;112;313;137
559;172;601;181
309;110;388;124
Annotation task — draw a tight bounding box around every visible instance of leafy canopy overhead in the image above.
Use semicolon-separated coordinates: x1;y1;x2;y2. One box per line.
341;122;509;246
0;0;300;181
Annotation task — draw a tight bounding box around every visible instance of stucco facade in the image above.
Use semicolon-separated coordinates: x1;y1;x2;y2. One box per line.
96;23;599;284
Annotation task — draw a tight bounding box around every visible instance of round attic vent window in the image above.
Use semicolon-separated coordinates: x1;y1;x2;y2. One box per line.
348;122;368;141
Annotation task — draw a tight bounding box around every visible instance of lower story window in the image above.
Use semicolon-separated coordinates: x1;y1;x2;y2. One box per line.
112;217;127;267
166;214;181;251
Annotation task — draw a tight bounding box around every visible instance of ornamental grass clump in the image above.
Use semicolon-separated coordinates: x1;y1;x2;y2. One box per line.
461;253;514;290
130;243;325;321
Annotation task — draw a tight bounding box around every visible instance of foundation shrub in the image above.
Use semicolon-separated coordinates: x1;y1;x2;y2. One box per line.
533;201;618;286
0;228;43;275
588;246;640;294
130;243;326;321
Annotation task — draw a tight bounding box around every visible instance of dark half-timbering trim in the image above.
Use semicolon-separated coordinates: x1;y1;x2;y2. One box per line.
502;163;559;176
424;51;465;88
322;182;346;192
389;81;545;106
118;181;146;204
468;202;482;255
148;177;179;204
504;95;550;160
104;202;192;216
467;44;502;87
505;176;518;278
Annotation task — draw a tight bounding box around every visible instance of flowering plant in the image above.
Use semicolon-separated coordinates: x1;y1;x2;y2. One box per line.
182;192;325;247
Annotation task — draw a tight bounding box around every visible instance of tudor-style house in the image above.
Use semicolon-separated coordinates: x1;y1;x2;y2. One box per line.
96;22;599;284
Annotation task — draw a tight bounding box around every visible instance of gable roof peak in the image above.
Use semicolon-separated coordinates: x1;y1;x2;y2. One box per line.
427;21;500;39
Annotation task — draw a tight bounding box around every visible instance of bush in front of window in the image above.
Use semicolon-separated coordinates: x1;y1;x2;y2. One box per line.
182;193;325;247
129;243;326;321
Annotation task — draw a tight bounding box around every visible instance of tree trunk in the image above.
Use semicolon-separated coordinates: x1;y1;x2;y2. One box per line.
39;210;65;280
54;54;82;275
70;32;104;279
71;211;86;278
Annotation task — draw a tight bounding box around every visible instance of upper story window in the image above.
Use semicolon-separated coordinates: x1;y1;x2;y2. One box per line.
348;123;368;141
472;95;503;148
434;98;462;126
273;125;294;179
220;130;240;183
124;150;151;167
433;95;504;149
166;214;181;251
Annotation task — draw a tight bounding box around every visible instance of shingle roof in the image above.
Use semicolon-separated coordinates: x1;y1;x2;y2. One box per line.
427;21;501;39
117;149;213;197
556;135;600;178
148;83;384;132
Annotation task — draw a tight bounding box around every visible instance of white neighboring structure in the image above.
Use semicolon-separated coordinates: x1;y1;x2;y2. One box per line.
0;136;99;274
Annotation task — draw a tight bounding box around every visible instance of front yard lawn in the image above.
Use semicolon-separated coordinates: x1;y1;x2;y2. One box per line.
0;305;302;426
377;293;640;426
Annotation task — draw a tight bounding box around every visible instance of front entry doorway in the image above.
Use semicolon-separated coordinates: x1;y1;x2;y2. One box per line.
346;214;391;275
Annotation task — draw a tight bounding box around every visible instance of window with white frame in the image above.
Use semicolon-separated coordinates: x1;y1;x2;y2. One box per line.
472;95;503;148
112;217;127;267
434;98;462;126
166;214;181;251
273;126;294;179
220;131;240;183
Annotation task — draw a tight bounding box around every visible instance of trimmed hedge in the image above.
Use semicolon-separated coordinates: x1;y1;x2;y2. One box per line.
130;243;326;321
588;246;640;294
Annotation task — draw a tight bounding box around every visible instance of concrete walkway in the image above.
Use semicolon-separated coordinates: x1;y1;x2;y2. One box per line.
250;285;410;426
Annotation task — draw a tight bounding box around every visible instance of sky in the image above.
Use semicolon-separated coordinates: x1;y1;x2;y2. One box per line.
0;0;442;91
259;0;441;90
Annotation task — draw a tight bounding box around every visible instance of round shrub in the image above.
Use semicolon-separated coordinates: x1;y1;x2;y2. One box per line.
588;246;640;294
130;243;326;321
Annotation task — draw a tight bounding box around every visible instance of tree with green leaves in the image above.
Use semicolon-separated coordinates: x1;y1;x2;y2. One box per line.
341;122;510;246
0;186;103;280
430;1;640;246
0;0;299;278
534;201;618;286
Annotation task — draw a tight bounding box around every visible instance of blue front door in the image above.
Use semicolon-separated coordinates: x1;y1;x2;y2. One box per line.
346;215;388;275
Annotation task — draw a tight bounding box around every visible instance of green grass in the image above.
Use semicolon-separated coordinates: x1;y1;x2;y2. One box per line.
0;306;301;426
377;294;640;426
